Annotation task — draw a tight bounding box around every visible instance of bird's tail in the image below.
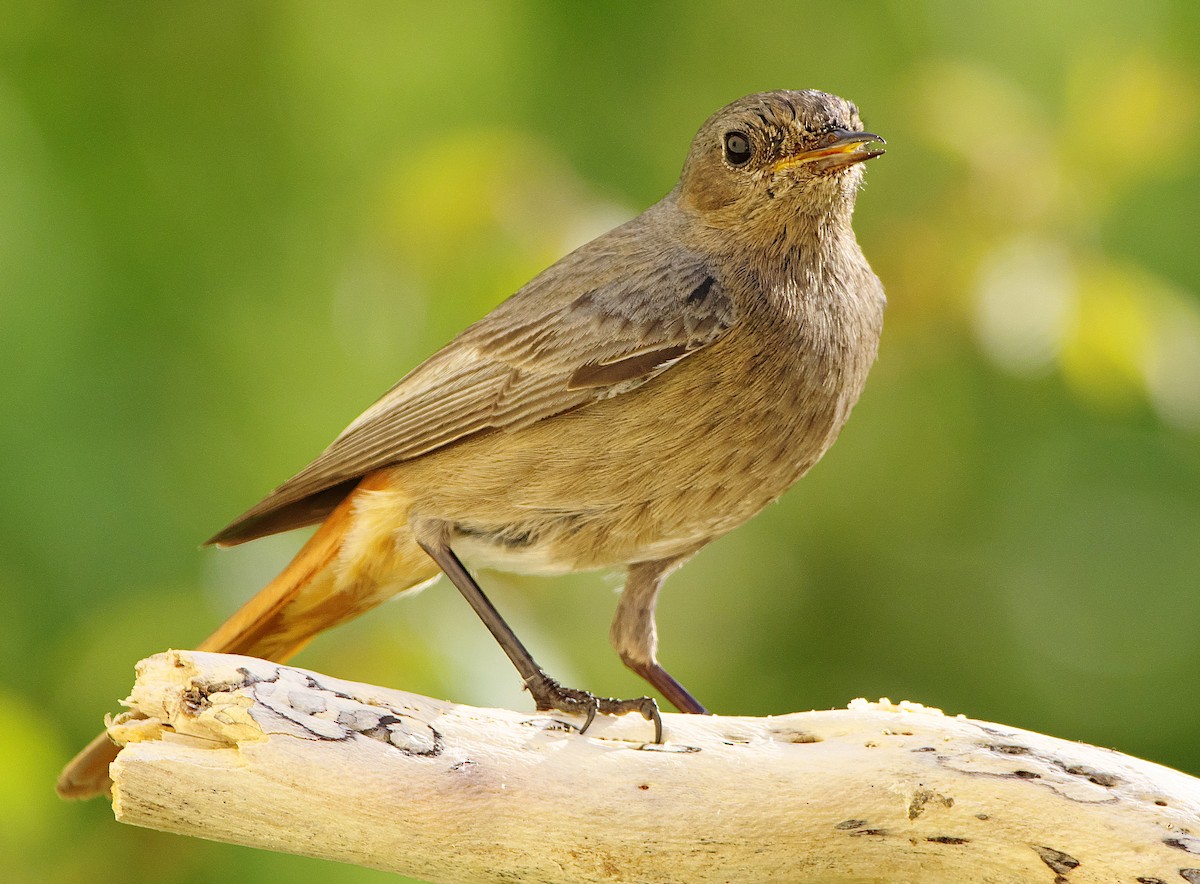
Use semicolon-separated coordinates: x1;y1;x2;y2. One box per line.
56;474;439;800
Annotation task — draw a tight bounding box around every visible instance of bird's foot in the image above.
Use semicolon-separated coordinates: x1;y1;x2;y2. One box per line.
524;670;662;743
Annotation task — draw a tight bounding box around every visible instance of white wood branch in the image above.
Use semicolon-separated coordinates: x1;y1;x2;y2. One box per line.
107;650;1200;883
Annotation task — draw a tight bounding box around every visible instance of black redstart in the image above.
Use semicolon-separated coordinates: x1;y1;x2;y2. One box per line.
60;89;885;798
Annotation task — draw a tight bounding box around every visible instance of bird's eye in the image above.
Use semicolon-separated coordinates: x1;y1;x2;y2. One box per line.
723;131;753;166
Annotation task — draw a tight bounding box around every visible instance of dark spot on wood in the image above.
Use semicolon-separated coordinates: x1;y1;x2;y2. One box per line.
638;784;650;790
768;726;820;744
975;813;989;820
235;666;267;686
988;743;1031;755
636;742;702;754
1166;838;1200;855
835;819;867;830
182;686;205;714
449;760;476;772
908;788;954;820
1156;799;1169;807
850;828;888;837
1034;845;1080;875
1013;770;1041;779
686;275;716;306
1135;877;1167;883
911;746;937;752
379;714;401;727
927;836;969;845
1064;765;1121;787
353;714;442;757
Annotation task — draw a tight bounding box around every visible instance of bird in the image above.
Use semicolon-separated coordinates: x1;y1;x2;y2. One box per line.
58;88;886;799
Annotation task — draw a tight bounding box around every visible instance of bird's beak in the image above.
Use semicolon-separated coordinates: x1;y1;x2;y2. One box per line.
772;129;886;173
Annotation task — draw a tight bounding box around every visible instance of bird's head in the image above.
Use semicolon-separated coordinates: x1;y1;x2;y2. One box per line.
677;90;884;235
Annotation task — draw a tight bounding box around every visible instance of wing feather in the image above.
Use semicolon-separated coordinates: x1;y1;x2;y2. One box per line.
209;219;736;545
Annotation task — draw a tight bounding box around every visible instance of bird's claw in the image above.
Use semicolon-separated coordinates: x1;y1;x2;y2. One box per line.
525;671;663;743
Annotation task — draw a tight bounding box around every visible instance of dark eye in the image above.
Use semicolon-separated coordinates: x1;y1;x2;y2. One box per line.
723;131;752;166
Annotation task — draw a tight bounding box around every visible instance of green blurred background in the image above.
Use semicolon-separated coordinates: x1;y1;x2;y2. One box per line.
3;1;1199;881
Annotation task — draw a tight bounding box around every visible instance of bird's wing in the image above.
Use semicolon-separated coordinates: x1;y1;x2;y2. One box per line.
209;242;735;545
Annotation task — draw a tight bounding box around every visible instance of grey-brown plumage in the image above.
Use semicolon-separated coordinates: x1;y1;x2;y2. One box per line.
215;90;884;551
60;89;885;799
210;87;886;716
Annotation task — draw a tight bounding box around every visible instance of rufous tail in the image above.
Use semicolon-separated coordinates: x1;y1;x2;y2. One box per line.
56;475;438;800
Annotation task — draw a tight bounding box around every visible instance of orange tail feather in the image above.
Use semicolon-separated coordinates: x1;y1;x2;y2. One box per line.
196;493;354;663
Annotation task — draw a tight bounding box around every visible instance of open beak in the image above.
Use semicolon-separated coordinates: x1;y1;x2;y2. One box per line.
772;129;886;173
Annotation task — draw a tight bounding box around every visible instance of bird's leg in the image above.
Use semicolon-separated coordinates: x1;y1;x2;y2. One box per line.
611;555;709;715
414;527;662;742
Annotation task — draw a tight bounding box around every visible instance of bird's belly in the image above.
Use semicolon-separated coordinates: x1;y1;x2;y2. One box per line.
452;528;700;577
453;535;575;575
428;386;847;573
